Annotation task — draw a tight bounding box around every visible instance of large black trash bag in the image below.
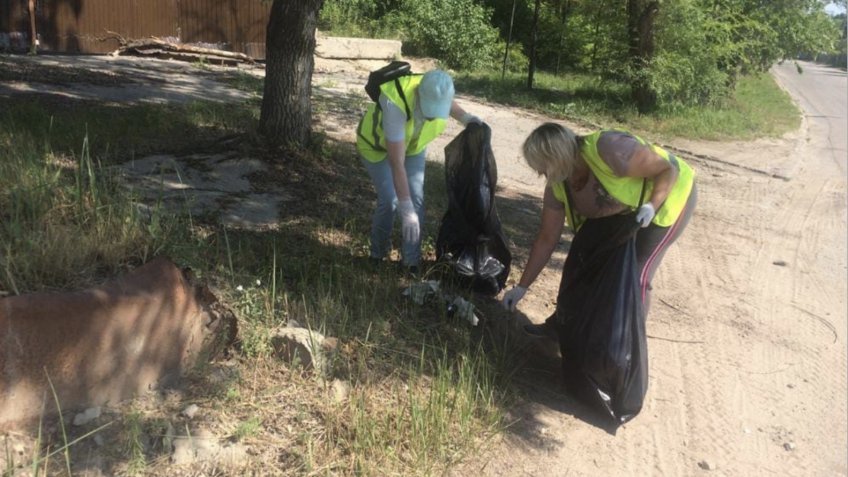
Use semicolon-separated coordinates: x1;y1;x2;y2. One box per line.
436;122;511;295
554;213;648;426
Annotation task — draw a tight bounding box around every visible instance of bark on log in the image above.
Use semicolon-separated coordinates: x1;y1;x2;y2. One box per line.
105;35;255;64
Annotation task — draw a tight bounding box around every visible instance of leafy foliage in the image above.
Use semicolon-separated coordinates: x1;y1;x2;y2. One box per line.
319;0;844;108
394;0;502;70
321;0;501;69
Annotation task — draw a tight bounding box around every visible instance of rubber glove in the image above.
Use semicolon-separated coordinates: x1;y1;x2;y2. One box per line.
636;203;655;228
398;198;420;244
460;112;483;126
502;285;527;311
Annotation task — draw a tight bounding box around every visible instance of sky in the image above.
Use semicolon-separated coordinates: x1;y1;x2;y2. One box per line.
824;2;847;15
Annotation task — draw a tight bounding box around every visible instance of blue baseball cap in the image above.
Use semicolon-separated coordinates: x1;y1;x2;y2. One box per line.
418;70;455;119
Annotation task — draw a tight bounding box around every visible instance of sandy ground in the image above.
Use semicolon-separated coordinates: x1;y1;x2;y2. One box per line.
1;54;845;476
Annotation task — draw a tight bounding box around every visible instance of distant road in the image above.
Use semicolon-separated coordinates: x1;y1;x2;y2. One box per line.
772;61;848;173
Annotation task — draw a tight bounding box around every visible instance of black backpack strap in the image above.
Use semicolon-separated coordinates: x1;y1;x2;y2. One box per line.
637;178;648;207
394;78;411;119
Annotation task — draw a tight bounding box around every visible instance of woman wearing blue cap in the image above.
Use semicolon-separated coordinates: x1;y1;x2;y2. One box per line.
357;69;482;274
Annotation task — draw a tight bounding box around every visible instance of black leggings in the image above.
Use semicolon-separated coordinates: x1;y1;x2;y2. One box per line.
634;185;697;312
549;184;697;324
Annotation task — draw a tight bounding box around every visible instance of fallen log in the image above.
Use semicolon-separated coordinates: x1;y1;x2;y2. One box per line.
103;33;255;65
121;48;244;67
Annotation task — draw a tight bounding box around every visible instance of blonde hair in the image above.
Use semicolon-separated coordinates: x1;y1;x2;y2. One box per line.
522;122;581;185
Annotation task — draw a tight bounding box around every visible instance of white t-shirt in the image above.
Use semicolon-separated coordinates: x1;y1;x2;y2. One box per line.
379;93;426;144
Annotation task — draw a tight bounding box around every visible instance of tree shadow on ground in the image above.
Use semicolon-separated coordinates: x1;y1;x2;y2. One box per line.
471;295;623;439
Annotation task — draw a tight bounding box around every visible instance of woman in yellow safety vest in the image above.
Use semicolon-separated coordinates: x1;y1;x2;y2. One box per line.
357;69;481;274
501;122;697;337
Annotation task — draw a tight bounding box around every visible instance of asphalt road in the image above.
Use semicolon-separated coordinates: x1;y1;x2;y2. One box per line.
772;60;848;174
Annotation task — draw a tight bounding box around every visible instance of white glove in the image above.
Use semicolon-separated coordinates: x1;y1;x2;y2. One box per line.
460;112;483;126
397;198;420;244
502;285;527;311
636;203;655;228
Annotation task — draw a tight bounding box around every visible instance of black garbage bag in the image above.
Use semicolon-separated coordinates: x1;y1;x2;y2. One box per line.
436;123;511;295
554;213;648;426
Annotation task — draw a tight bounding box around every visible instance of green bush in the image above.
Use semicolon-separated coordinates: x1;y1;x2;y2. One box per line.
646;52;728;107
319;0;401;38
495;39;529;74
395;0;501;70
639;0;731;108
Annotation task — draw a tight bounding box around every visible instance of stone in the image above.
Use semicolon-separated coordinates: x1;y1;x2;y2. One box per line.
698;460;715;471
73;407;101;426
784;442;796;451
171;427;248;467
331;379;350;404
171;437;196;465
271;327;330;373
181;404;199;419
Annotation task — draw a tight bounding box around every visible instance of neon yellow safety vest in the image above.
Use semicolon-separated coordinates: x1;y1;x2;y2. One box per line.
551;130;695;230
356;74;448;163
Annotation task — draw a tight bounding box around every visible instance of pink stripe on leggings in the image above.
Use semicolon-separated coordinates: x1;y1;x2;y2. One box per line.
639;215;684;302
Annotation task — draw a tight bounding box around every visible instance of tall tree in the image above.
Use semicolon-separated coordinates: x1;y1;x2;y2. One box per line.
627;0;659;113
527;0;542;88
554;0;572;75
501;0;518;79
259;0;325;149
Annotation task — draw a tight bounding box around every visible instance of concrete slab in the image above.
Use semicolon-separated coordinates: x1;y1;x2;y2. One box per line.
315;36;401;60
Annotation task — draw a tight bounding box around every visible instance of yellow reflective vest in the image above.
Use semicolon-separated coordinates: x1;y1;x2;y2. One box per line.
551;130;695;230
356;74;448;163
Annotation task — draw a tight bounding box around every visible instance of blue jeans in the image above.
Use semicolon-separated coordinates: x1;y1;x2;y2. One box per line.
361;151;426;266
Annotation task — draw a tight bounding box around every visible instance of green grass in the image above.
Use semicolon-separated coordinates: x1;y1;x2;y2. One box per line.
455;70;801;141
625;73;802;140
233;417;262;441
2;97;257;165
0;95;261;293
123;411;147;475
0;130;166;293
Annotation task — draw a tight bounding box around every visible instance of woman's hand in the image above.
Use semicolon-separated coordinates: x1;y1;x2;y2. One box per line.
397;198;419;243
502;285;527;311
636;203;655;227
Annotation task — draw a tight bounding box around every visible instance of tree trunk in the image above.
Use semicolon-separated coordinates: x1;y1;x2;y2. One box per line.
555;0;571;75
627;0;659;113
259;0;324;149
501;0;517;80
28;0;37;54
527;0;541;89
589;0;607;73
